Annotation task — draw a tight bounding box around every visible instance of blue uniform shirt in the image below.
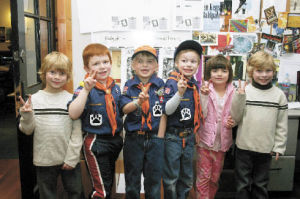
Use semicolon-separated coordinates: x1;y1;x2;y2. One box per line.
164;76;199;129
69;83;123;135
120;74;165;133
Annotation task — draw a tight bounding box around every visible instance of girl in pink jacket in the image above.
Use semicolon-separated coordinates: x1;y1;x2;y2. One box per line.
195;54;235;199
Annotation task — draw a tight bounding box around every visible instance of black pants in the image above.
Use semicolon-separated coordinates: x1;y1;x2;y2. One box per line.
235;147;272;199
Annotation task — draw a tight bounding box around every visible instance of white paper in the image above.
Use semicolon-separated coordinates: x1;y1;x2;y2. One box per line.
278;54;300;84
203;0;221;32
288;102;300;109
173;0;204;30
263;0;287;13
232;0;260;19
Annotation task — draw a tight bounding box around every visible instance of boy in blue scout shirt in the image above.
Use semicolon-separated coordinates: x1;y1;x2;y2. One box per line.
163;40;203;199
68;43;123;199
120;45;166;199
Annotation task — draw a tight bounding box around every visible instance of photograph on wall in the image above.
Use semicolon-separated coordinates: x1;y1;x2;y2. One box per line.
230;56;247;80
229;19;248;32
232;34;257;54
158;47;175;81
232;0;260;19
199;32;218;46
264;6;278;24
220;0;232;16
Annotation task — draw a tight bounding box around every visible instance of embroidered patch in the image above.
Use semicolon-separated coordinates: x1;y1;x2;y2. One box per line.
180;108;191;121
90;114;102;126
155;87;164;97
152;101;162;117
165;87;170;94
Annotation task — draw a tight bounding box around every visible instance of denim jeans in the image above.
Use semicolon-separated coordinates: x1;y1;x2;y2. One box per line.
235;147;272;199
123;132;164;199
163;133;195;199
36;163;82;199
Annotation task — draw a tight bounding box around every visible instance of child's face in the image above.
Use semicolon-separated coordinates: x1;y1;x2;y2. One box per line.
252;67;274;85
85;55;112;84
132;54;158;83
210;68;229;86
45;68;68;92
176;51;199;79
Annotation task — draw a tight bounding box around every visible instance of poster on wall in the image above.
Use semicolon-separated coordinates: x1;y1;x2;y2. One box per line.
264;6;278;25
203;0;221;32
121;48;135;91
232;0;260;20
158;48;175;81
172;0;204;30
232;34;257;54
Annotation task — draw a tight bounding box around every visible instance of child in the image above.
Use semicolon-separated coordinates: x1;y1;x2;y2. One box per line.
231;51;288;198
19;52;83;199
163;40;203;199
195;54;235;199
120;45;166;199
68;43;123;199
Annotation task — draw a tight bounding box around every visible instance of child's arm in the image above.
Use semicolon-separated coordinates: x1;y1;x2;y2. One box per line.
69;71;97;119
272;94;288;159
157;114;167;138
62;118;83;169
165;76;187;115
18;95;35;135
122;86;149;114
230;80;247;123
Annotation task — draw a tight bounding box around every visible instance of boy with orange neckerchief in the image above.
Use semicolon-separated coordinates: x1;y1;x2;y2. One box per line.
120;45;166;199
68;43;123;199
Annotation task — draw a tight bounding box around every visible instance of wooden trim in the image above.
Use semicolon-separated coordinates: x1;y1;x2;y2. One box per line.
56;0;73;93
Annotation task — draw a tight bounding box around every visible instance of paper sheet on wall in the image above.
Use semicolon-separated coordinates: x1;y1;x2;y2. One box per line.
172;0;204;30
232;0;260;20
158;48;175;81
263;0;287;13
203;0;221;32
121;48;135;91
278;53;300;84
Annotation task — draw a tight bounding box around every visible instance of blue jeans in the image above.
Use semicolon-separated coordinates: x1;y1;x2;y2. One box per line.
36;163;82;199
235;147;272;199
123;132;164;199
163;133;195;199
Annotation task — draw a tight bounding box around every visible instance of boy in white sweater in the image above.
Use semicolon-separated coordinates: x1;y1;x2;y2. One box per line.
19;52;83;199
231;51;288;199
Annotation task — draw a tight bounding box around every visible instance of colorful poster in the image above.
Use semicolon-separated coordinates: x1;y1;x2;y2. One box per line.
278;12;289;28
229;19;248;32
199;32;218;46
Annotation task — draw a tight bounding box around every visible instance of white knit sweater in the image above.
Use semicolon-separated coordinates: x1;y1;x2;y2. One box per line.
19;90;82;167
231;84;288;155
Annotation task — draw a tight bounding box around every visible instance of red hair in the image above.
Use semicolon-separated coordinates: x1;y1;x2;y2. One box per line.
82;43;112;67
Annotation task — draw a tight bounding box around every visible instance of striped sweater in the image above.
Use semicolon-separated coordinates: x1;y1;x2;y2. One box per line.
19;90;82;167
231;84;288;155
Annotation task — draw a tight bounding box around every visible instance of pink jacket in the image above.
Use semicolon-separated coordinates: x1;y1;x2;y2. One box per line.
198;83;235;152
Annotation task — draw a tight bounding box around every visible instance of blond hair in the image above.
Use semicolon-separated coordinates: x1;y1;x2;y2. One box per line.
247;51;276;78
38;51;72;84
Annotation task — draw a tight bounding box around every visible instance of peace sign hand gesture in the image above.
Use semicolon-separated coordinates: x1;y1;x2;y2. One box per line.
177;74;187;97
84;70;97;91
200;78;210;95
19;95;32;113
237;79;247;94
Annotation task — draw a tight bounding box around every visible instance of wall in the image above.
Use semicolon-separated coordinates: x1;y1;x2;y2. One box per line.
0;0;11;28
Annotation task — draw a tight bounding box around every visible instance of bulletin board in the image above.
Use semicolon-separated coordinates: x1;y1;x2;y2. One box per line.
74;0;300;97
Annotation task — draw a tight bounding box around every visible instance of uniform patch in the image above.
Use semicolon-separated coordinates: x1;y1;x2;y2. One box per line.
165;87;170;94
152;101;162;117
90;114;102;126
180;108;191;121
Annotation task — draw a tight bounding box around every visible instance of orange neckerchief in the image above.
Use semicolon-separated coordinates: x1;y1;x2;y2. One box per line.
137;82;152;130
168;71;204;133
84;74;117;136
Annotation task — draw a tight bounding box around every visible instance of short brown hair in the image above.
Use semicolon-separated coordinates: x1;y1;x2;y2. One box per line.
247;51;276;78
38;51;72;84
205;54;233;83
82;43;112;67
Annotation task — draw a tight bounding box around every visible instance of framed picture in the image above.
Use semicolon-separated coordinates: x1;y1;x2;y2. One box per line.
287;13;300;28
264;6;277;25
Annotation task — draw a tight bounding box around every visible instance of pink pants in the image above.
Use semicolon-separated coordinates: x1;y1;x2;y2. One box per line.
196;147;225;199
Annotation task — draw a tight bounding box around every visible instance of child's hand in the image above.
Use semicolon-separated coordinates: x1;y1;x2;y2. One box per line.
61;163;74;170
237;79;247;94
225;115;235;129
137;87;149;105
200;78;210;95
19;95;32;113
84;70;97;91
271;152;280;161
177;74;187;97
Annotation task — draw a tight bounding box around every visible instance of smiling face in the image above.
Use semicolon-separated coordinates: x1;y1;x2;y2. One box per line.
175;50;200;79
252;67;274;85
210;68;230;86
44;68;68;92
84;55;112;84
132;53;158;83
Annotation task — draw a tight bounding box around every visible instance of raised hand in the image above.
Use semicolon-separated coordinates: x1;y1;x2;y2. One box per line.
84;70;97;91
225;115;235;129
137;89;149;105
19;95;32;113
237;79;247;94
177;74;187;97
200;78;210;95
